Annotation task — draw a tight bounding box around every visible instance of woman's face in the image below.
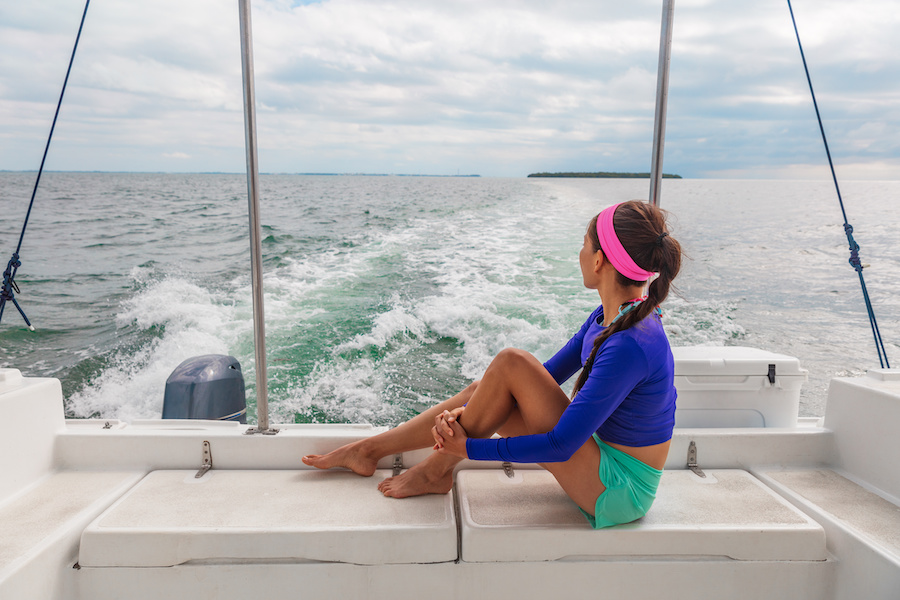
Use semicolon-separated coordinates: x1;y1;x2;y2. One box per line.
579;231;601;289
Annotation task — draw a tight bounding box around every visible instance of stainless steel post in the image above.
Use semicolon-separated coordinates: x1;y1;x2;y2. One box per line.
238;0;274;434
649;0;675;207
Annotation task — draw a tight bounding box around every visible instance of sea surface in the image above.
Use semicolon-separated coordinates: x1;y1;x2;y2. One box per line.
1;173;898;423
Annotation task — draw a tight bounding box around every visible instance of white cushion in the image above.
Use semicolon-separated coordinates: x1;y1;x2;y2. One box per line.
458;468;826;562
79;469;457;567
762;469;900;557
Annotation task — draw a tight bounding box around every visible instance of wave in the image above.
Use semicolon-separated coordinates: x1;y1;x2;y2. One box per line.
66;272;247;422
662;297;746;346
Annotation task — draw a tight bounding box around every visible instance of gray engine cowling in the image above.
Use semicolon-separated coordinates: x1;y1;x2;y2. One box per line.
162;355;247;423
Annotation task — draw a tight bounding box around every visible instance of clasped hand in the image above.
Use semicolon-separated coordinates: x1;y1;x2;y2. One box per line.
432;406;468;459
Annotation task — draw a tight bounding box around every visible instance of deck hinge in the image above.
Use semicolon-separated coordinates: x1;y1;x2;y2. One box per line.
392;454;403;476
195;440;213;479
767;363;776;384
502;462;515;478
102;421;112;429
687;441;705;478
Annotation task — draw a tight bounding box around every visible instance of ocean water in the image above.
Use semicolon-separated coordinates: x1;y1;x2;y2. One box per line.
1;173;897;423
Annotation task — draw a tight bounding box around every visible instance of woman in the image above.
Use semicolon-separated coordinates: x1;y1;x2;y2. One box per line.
303;200;682;528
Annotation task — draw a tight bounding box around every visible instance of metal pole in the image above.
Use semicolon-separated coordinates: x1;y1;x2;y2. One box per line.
649;0;675;207
238;0;275;434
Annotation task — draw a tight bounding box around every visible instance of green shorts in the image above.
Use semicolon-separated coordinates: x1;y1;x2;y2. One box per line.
579;434;663;529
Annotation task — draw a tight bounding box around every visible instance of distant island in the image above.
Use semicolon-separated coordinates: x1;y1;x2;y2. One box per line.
527;172;681;179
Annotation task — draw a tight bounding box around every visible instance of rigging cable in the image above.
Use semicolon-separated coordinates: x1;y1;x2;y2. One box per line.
786;0;891;369
0;0;92;329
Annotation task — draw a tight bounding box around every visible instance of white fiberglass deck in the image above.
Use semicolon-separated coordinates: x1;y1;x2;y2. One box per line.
764;469;900;553
458;469;826;562
79;469;457;567
78;466;827;570
0;470;145;600
0;471;142;573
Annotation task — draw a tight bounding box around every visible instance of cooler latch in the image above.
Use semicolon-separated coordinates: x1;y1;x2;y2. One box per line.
393;454;403;476
767;364;776;384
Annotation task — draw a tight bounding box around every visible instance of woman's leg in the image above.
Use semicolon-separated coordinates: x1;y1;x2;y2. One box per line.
379;348;606;513
301;381;479;476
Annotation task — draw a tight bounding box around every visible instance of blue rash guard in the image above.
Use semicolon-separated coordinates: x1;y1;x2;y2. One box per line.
465;305;676;463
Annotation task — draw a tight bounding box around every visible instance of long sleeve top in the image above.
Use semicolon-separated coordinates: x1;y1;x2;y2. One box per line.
465;305;677;463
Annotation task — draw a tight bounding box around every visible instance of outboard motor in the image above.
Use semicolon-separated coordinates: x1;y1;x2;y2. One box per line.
162;355;247;423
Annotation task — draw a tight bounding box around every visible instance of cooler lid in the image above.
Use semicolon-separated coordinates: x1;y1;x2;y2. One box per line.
673;346;807;378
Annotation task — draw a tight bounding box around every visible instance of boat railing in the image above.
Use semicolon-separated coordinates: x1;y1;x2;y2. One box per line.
238;0;276;436
649;0;675;207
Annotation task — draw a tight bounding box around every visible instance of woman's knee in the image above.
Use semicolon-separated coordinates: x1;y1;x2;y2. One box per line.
493;347;537;369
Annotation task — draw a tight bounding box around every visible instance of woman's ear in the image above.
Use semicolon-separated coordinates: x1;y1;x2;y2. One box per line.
594;249;607;274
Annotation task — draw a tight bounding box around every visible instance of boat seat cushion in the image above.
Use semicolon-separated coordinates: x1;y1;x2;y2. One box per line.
0;471;145;598
458;468;826;562
759;469;900;558
79;469;457;567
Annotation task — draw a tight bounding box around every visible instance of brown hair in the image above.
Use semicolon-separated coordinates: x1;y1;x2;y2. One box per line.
571;200;682;398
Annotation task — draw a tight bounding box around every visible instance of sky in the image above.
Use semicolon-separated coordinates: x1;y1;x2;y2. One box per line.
1;0;898;179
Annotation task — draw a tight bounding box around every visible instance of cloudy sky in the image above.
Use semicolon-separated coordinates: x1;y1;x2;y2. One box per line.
1;0;898;178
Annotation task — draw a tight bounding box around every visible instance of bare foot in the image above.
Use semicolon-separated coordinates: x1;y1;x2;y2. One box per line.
377;462;453;498
302;440;378;477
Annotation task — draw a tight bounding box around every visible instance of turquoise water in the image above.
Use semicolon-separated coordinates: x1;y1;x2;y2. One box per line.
1;173;898;422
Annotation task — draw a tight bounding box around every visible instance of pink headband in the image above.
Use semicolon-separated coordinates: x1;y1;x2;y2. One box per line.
596;203;657;282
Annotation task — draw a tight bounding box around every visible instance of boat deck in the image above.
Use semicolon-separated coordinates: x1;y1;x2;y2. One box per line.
1;370;899;599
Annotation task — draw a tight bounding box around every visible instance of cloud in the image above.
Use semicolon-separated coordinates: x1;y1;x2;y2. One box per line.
703;159;900;181
0;0;898;177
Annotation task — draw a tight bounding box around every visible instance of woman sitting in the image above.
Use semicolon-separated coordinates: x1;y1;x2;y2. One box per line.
303;199;682;528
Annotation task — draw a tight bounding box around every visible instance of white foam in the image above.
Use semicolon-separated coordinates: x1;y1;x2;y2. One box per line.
269;193;586;424
662;296;747;347
279;357;405;425
67;274;247;422
337;297;429;352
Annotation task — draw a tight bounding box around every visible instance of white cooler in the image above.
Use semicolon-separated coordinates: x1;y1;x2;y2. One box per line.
672;346;808;428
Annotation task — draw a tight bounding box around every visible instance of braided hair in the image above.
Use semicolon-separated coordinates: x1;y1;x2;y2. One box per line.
570;200;682;398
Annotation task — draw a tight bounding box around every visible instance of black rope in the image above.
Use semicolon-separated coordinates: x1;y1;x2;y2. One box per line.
0;0;92;329
787;0;891;369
